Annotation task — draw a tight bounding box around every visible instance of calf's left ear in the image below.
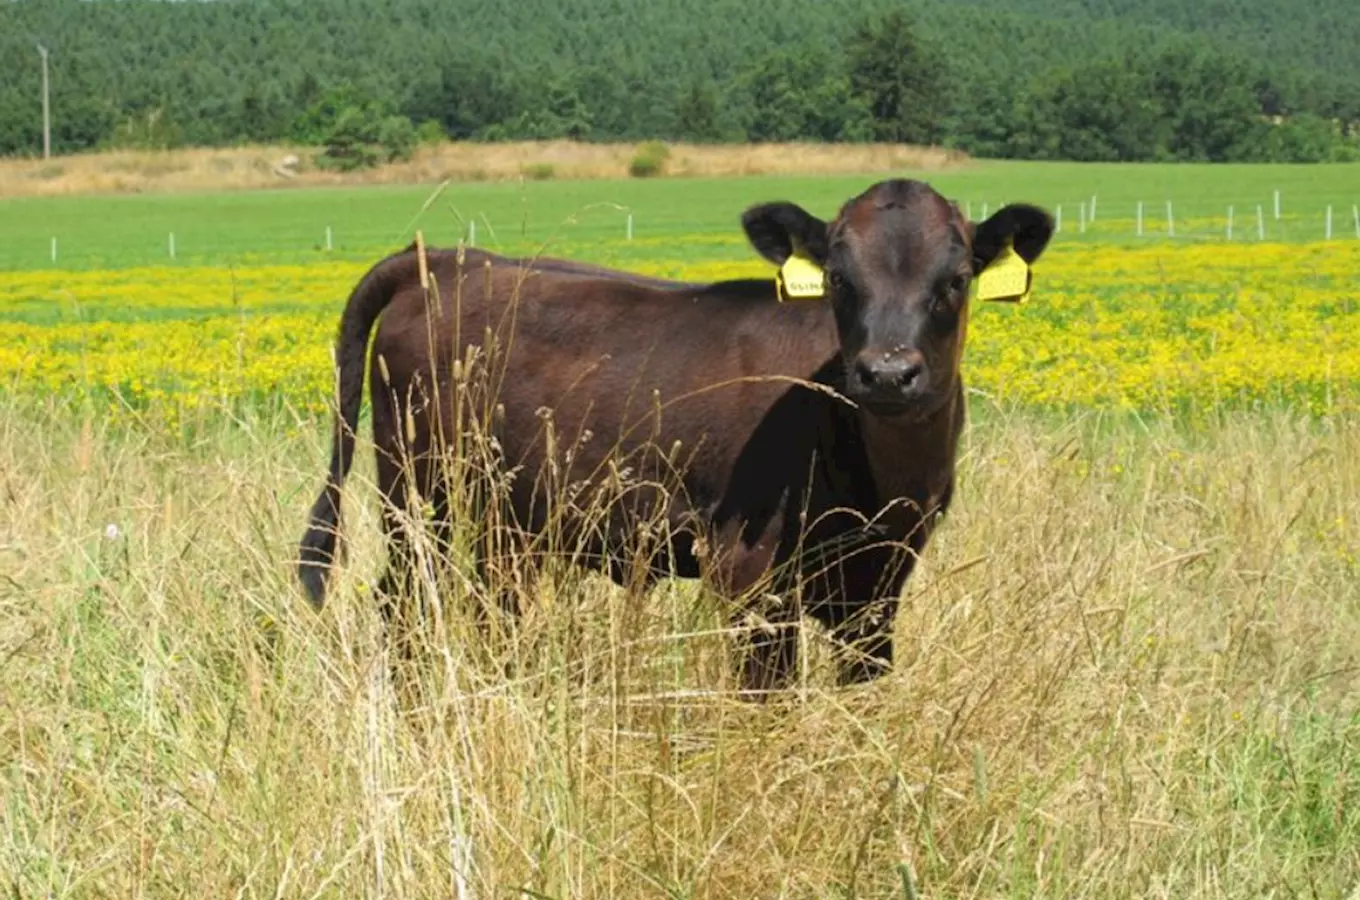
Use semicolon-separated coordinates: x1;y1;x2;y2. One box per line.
970;203;1054;273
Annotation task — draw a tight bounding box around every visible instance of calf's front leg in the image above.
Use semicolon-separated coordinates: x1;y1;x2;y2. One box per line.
830;599;897;685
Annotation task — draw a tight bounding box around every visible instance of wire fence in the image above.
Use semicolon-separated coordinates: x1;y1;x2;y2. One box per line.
5;190;1358;272
1008;192;1360;245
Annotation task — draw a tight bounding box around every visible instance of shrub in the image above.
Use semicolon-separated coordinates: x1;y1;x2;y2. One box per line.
629;140;670;177
416;119;447;146
375;114;417;162
314;108;417;171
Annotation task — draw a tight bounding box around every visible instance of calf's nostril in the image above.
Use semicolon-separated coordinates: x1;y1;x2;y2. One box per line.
897;362;924;388
854;360;878;388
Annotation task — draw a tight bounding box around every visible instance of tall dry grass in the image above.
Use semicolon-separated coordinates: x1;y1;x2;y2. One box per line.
0;140;967;199
1;390;1357;897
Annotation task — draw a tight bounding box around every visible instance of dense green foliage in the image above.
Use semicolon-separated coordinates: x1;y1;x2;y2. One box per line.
2;0;1358;163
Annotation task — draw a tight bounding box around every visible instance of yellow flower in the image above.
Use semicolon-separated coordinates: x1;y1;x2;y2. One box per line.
3;241;1358;419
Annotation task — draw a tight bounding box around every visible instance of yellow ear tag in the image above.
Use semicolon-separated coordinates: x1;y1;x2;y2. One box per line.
776;254;825;302
975;241;1033;304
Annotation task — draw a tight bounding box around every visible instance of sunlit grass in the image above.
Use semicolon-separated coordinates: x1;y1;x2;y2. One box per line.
1;396;1356;897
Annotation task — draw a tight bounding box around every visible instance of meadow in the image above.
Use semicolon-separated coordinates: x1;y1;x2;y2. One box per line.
3;158;1360;271
2;160;1359;898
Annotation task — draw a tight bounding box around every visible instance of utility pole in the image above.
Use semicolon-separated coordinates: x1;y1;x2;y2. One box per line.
37;44;50;159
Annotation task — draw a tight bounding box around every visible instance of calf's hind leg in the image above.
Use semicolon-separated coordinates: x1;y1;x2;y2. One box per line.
371;446;459;664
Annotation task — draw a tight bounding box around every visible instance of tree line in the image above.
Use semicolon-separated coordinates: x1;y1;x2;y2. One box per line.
1;0;1357;164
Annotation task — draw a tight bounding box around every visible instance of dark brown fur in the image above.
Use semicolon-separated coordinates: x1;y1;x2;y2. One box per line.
299;179;1053;692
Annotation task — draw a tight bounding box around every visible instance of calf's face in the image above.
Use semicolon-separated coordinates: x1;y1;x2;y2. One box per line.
742;179;1054;420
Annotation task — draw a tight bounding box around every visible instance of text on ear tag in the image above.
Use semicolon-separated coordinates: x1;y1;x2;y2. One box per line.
975;242;1032;304
777;254;825;301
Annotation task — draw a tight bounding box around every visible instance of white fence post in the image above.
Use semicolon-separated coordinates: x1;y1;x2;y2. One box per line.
1227;205;1234;241
1090;194;1097;222
1353;204;1360;239
626;212;634;241
325;225;333;251
1274;189;1281;221
1166;201;1174;237
1136;201;1143;237
1257;205;1265;240
469;220;476;247
169;232;176;260
1326;205;1333;240
1079;202;1086;234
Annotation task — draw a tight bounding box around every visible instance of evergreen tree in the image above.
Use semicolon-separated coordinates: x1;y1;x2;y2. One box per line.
846;10;951;144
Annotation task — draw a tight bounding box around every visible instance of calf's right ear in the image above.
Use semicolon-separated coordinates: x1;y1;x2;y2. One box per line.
741;201;830;266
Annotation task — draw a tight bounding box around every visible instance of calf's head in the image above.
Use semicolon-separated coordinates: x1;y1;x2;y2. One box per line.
742;179;1053;419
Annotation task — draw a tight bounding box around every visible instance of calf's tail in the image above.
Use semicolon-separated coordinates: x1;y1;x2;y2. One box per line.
297;250;418;608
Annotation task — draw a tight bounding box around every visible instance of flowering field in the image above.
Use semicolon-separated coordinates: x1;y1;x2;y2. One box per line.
3;237;1358;425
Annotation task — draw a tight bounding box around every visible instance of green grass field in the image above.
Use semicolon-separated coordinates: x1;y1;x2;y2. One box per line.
3;160;1359;898
3;160;1359;271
